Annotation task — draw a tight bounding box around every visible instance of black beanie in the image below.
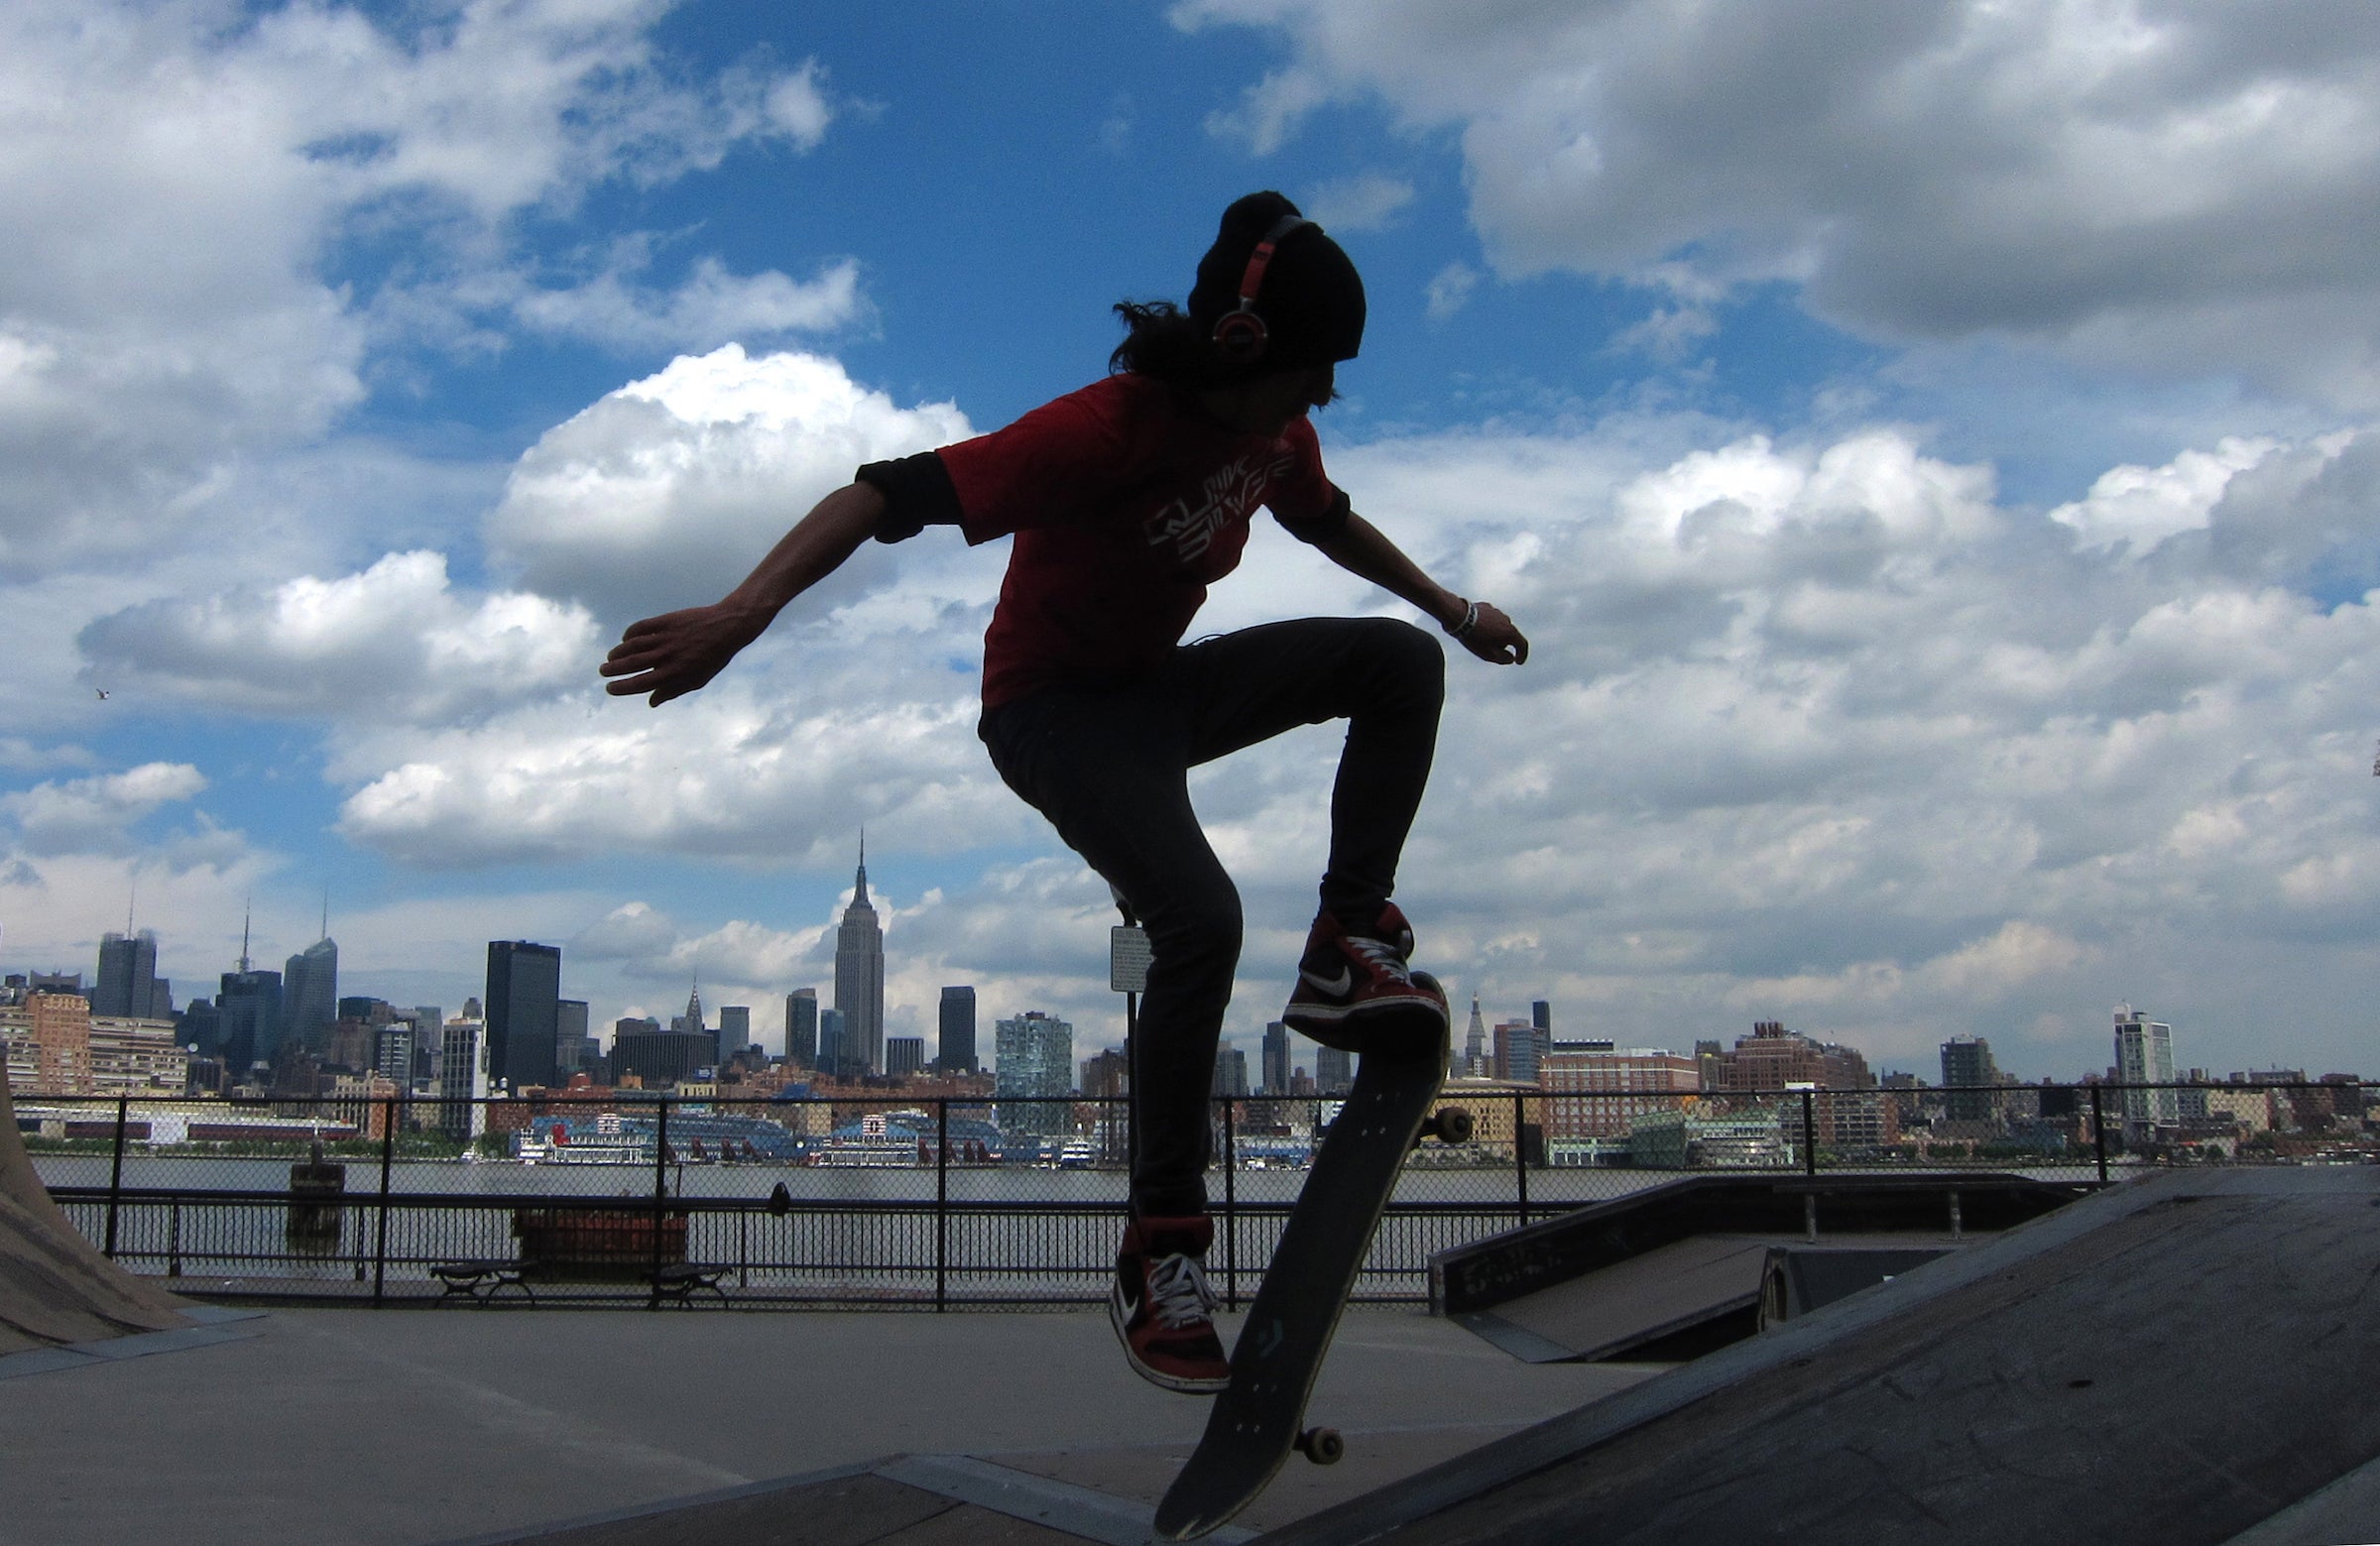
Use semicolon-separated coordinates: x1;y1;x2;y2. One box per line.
1187;191;1367;371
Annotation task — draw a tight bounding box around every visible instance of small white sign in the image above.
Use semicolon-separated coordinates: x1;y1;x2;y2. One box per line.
1110;925;1152;994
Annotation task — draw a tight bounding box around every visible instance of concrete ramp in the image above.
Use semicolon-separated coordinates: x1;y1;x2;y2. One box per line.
0;1066;194;1356
432;1453;1257;1546
1259;1168;2380;1546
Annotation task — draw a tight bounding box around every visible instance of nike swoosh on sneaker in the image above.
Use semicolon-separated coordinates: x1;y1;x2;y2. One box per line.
1300;965;1355;997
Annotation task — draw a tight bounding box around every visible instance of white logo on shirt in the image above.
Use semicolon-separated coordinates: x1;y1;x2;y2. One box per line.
1142;451;1296;563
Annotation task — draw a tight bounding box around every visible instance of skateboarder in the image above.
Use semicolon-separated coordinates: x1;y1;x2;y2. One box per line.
602;191;1528;1392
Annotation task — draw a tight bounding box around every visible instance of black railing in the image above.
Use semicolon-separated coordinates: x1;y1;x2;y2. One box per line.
13;1080;2369;1308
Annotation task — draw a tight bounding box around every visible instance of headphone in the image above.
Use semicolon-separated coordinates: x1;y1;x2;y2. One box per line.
1211;213;1312;367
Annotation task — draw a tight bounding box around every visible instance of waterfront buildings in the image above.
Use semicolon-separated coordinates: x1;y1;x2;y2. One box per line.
834;842;886;1076
1539;1042;1701;1139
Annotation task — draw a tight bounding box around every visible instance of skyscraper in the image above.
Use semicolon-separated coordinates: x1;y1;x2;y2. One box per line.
785;989;818;1067
1261;1020;1292;1096
817;1008;847;1077
938;986;978;1072
1314;1044;1353;1096
93;930;158;1019
485;941;562;1090
1463;998;1488;1077
834;839;886;1075
719;1005;752;1058
1940;1035;2002;1124
995;1011;1073;1134
437;1011;488;1141
556;999;593;1080
886;1035;925;1077
2112;1005;2178;1138
284;935;339;1054
216;968;283;1078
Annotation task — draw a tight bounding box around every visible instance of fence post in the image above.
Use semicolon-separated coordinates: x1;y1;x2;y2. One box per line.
935;1098;949;1312
649;1099;670;1310
104;1095;129;1258
1512;1092;1530;1229
2090;1085;2108;1184
1222;1098;1239;1312
1801;1090;1819;1177
372;1097;397;1307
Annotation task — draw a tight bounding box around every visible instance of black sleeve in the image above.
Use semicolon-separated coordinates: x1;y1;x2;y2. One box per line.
855;451;964;544
1274;485;1354;544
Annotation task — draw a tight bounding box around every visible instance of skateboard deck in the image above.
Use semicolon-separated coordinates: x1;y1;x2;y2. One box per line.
1154;1017;1451;1540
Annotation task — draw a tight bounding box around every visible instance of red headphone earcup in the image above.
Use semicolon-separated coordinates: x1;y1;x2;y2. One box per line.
1214;309;1268;365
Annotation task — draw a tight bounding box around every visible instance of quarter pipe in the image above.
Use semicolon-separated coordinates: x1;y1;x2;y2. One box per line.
0;1067;192;1355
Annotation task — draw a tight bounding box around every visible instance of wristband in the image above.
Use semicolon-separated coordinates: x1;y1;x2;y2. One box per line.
1447;600;1481;640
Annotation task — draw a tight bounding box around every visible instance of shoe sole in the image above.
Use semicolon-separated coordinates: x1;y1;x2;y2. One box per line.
1280;993;1449;1028
1110;1286;1230;1394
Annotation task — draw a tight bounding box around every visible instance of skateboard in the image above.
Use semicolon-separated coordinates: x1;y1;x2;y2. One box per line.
1153;984;1472;1541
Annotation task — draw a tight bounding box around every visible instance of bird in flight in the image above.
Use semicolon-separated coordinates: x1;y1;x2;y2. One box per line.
94;688;110;700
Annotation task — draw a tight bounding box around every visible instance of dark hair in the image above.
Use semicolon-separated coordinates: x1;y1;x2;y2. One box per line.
1109;299;1228;386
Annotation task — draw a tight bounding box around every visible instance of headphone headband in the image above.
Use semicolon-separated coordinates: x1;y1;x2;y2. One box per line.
1212;214;1313;367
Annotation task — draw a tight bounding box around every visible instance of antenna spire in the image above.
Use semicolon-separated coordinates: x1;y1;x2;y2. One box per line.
238;899;252;974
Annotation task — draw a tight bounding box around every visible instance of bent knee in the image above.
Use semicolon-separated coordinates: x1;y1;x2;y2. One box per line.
1364;617;1444;698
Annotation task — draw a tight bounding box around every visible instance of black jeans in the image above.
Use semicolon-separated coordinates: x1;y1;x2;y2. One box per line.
978;617;1446;1219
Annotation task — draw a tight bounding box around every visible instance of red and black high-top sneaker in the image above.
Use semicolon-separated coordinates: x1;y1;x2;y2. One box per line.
1282;901;1448;1037
1111;1213;1231;1393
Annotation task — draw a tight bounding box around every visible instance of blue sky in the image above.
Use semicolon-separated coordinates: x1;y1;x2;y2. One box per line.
4;0;2379;1081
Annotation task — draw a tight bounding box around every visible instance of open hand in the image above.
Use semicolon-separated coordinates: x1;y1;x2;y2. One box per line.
1458;601;1528;665
599;603;766;706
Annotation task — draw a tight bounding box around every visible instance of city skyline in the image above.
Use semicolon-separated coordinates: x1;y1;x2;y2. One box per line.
5;6;2379;1086
4;911;2357;1092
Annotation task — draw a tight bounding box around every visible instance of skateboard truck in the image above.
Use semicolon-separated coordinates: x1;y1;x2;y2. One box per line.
1415;1106;1475;1147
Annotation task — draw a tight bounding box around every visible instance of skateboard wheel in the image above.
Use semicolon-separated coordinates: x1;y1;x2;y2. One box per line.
1428;1107;1475;1145
1296;1427;1345;1466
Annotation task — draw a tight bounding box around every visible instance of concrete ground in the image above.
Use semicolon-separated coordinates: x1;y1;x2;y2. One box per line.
0;1303;1653;1546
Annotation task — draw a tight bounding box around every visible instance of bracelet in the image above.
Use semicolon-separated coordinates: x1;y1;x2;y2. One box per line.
1447;600;1481;640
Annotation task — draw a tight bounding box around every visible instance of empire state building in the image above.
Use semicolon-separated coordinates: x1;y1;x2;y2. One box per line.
834;838;886;1075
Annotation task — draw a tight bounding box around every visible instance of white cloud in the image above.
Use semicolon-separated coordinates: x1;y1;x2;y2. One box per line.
513;256;867;353
2050;436;2283;554
1303;172;1414;232
1;764;209;858
1424;262;1479;322
1177;0;2380;406
486;344;975;616
331;682;1026;870
1204;65;1334;155
77;551;597;723
0;2;843;576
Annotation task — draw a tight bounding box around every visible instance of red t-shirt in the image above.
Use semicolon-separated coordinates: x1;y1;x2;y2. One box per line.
938;375;1344;709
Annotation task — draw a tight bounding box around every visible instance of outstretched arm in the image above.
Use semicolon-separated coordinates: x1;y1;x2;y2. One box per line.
1307;511;1529;665
600;481;890;705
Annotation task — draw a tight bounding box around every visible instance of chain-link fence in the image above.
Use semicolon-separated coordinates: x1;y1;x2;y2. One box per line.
17;1079;2366;1307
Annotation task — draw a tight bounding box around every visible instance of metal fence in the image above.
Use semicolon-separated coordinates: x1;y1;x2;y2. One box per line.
17;1079;2369;1309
